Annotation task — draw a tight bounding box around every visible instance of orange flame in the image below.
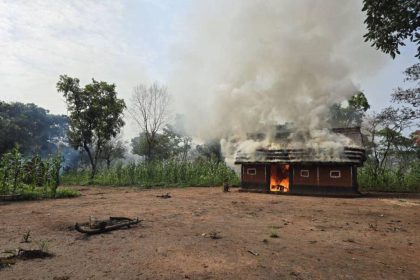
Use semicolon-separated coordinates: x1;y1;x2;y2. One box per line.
270;164;289;192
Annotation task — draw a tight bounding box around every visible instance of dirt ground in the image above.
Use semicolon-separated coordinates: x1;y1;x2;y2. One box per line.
1;187;419;280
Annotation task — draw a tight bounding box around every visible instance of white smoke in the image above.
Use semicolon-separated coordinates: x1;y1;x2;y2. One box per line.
168;0;385;166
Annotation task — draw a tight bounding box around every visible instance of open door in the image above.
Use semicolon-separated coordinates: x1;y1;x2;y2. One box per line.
270;164;290;192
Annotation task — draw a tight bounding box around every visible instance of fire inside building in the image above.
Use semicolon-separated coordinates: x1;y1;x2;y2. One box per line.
235;127;366;195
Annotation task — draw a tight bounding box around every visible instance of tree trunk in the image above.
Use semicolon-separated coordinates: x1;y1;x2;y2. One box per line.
83;142;96;179
146;133;153;162
93;139;103;179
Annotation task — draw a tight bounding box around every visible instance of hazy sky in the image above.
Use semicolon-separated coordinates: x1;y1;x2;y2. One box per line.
0;0;418;138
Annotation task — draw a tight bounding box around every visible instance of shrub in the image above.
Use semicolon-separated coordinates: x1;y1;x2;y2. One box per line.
62;159;240;188
358;160;420;192
0;148;79;199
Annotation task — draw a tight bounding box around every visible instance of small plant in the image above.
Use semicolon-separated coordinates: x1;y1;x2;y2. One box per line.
38;240;49;253
270;229;279;238
368;221;378;231
21;230;31;243
49;154;63;198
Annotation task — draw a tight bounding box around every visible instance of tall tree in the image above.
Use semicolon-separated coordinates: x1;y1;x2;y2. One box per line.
129;82;170;161
57;75;126;178
0;101;68;156
131;125;191;161
363;110;416;183
194;140;224;163
362;0;420;58
100;136;126;169
391;63;420;122
329;92;370;127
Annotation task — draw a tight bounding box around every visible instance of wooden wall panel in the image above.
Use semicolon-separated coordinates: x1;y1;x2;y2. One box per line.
318;166;352;187
293;166;318;186
242;164;267;184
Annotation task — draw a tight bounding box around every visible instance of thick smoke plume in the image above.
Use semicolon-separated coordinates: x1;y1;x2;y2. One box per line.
169;0;385;167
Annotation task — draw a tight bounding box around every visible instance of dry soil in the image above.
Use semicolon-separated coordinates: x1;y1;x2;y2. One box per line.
1;187;419;280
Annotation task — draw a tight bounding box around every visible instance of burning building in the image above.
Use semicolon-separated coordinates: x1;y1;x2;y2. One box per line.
234;127;366;195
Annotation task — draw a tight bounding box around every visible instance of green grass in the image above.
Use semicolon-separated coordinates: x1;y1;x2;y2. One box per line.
53;188;80;198
62;159;240;188
7;186;80;200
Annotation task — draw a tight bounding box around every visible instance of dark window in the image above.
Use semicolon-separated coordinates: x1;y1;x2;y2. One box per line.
247;168;257;175
330;170;341;178
300;169;309;178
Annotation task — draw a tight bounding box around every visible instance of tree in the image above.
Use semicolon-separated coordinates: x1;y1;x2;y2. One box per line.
363;110;417;185
360;65;419;190
194;140;224;163
100;136;127;169
0;101;68;156
131;125;191;161
391;63;420;122
129;82;170;161
362;0;420;58
57;75;126;178
329;92;370;127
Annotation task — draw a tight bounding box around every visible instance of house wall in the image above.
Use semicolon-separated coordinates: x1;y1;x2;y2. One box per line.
292;166;318;186
239;163;358;194
292;165;356;194
241;164;269;191
318;166;353;187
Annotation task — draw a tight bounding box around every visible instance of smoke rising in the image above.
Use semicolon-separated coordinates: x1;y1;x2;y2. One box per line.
169;0;385;166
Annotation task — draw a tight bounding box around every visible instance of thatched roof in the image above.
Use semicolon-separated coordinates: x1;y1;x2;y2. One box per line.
235;127;366;166
235;147;366;166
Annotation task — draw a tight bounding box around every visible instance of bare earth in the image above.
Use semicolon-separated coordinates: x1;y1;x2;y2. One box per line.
1;187;419;280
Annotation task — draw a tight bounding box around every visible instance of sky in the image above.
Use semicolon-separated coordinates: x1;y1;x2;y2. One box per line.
0;0;418;140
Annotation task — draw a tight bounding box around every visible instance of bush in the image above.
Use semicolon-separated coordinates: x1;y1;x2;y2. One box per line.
61;159;240;188
0;148;79;199
358;161;420;192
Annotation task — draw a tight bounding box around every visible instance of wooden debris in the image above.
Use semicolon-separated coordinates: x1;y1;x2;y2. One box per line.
208;231;221;239
75;217;141;235
16;249;53;260
0;257;16;269
0;249;53;270
247;250;259;256
156;193;171;199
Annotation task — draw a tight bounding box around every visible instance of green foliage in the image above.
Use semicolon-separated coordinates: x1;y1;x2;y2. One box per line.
195;140;224;162
359;160;420;192
131;125;191;161
362;0;420;58
0;148;78;199
57;75;126;178
329;92;370;127
53;188;80;199
61;159;240;188
100;137;126;169
0;101;68;156
361;63;419;192
391;63;420;122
